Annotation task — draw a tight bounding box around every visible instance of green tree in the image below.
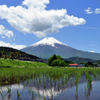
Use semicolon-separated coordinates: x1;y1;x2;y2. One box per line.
48;54;57;66
85;62;94;67
52;59;66;66
48;54;66;66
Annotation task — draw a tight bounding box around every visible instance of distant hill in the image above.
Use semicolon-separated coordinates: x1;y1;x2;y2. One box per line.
93;60;100;64
66;57;95;63
22;37;100;60
0;47;40;61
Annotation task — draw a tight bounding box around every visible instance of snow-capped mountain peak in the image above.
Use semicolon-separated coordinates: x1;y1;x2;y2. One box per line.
22;37;100;60
32;37;65;47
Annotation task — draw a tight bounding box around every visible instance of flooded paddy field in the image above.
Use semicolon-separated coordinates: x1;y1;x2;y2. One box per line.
0;68;100;100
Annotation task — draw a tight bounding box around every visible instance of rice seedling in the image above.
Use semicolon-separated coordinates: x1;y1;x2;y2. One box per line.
0;59;100;87
17;90;21;100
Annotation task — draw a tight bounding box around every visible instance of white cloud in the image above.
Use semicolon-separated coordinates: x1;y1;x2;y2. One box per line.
0;0;86;38
0;41;26;50
0;25;14;38
90;51;95;53
95;8;100;14
85;7;100;15
22;0;50;9
85;7;93;14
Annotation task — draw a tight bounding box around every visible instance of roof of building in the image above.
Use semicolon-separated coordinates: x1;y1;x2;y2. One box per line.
69;64;78;66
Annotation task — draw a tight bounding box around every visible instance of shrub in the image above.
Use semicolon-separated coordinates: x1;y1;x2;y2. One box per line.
48;54;57;66
85;62;94;67
52;59;66;66
48;54;66;66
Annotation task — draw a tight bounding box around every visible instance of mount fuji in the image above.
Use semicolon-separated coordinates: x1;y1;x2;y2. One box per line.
21;37;100;60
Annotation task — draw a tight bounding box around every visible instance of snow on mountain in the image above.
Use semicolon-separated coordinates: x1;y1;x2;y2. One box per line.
22;37;100;60
32;37;66;47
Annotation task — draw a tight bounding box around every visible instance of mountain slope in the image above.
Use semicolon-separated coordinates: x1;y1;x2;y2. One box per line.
66;57;95;63
0;47;40;61
21;37;100;60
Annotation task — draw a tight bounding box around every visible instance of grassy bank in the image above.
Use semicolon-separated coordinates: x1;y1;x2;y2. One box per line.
0;59;49;85
0;59;100;85
0;58;48;68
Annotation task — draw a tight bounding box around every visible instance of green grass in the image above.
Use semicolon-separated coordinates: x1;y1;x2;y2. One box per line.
0;58;49;85
0;58;48;68
0;59;100;85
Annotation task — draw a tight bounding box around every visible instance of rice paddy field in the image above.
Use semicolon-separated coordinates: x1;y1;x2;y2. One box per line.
0;59;100;100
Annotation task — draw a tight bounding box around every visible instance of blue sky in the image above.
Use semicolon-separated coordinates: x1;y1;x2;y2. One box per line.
0;0;100;52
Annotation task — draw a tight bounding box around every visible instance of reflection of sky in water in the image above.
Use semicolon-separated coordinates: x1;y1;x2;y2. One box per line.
54;81;100;100
0;76;100;100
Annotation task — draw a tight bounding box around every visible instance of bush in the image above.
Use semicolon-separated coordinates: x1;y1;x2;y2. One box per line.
48;54;66;66
85;62;95;67
48;54;57;66
52;59;66;66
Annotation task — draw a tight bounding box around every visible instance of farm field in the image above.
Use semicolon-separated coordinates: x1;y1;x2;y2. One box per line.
0;59;100;100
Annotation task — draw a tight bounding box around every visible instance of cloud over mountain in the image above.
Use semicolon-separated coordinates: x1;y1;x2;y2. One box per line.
0;25;14;38
0;41;26;50
0;0;86;37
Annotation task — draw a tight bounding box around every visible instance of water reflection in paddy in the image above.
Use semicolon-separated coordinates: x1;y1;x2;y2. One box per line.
0;74;100;100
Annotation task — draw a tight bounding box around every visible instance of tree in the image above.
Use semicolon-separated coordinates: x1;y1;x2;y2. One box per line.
48;54;66;66
48;54;57;66
0;53;2;58
85;62;94;67
52;59;66;66
65;60;75;65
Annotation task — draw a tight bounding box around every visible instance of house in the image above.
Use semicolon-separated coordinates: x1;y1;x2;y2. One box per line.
69;64;85;67
69;64;79;67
